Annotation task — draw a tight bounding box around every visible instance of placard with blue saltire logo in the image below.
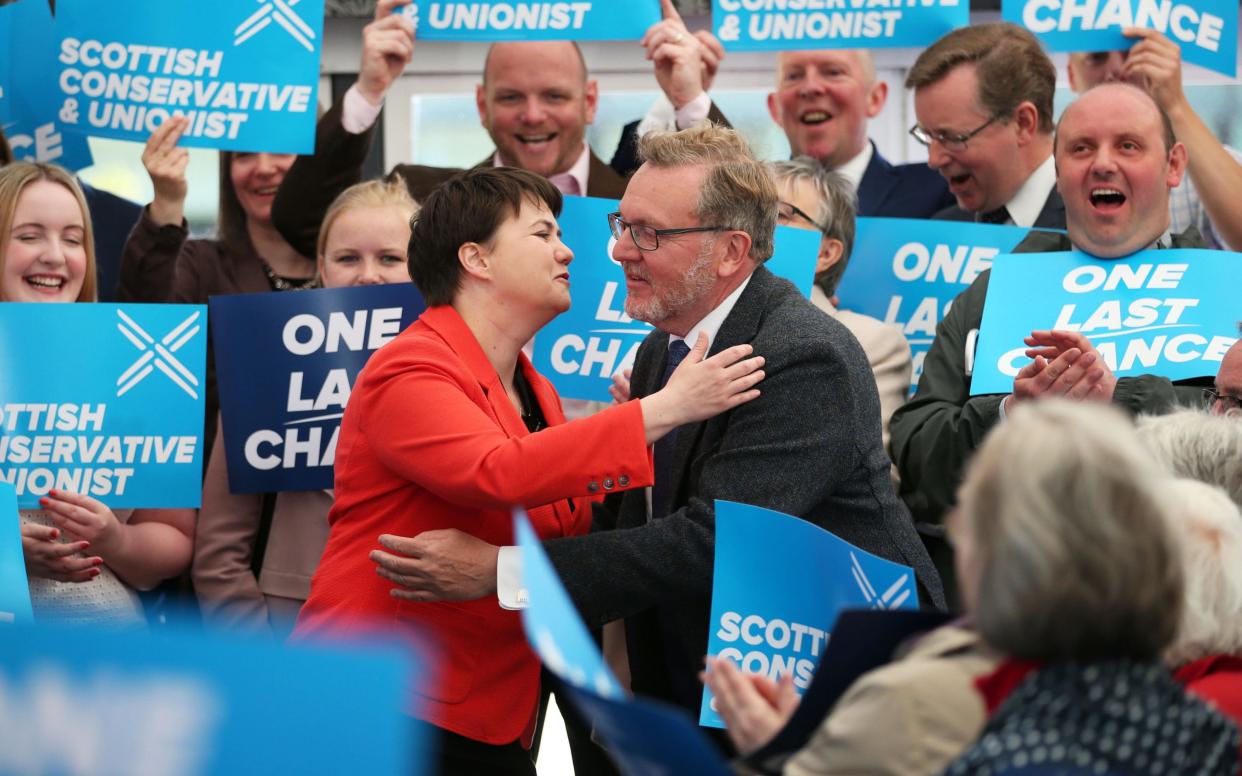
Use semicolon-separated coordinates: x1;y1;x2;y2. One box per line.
211;283;425;494
712;0;968;52
514;508;734;774
0;0;94;171
0;303;206;509
531;195;819;403
0;622;421;775
1002;0;1237;77
700;499;918;728
48;0;324;153
397;0;661;41
515;509;626;699
837;218;1039;392
0;482;34;627
970;248;1242;395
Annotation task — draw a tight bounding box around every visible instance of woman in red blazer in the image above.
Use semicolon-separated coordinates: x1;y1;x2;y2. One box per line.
293;167;764;775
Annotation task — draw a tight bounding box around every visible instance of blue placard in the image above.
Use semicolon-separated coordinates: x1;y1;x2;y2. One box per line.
0;623;420;774
1003;0;1237;77
838;218;1038;391
712;0;969;51
0;482;34;626
0;0;95;171
531;195;819;403
970;248;1242;395
211;284;425;494
559;683;734;776
47;0;324;153
401;0;661;41
700;500;919;728
515;508;734;774
515;509;626;699
0;303;206;509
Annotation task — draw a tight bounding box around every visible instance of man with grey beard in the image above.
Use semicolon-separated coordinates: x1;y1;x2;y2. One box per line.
371;125;944;753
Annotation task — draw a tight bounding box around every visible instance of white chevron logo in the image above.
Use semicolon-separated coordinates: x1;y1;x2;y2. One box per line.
234;0;316;52
850;551;912;610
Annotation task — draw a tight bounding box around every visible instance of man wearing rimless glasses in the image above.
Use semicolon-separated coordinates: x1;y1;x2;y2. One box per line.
1213;337;1242;418
906;24;1067;231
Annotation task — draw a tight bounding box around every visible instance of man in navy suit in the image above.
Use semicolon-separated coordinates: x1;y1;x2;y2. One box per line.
766;49;955;219
907;24;1066;231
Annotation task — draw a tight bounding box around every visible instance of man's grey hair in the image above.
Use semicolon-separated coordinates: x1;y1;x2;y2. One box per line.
767;157;857;296
957;400;1183;661
1159;479;1242;667
1137;409;1242;508
638;124;777;262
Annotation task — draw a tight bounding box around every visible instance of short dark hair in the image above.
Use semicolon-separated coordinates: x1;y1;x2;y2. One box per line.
408;167;562;306
906;23;1056;134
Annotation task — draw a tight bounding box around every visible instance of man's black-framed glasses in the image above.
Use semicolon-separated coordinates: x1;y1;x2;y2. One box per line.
1204;387;1242;415
607;212;727;252
908;115;1001;152
777;201;831;236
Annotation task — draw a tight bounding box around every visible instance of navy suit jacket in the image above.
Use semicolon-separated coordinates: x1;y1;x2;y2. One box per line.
857;145;956;219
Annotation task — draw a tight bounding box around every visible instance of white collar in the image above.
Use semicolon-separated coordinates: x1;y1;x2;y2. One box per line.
670;274;753;352
493;142;591;197
834;142;873;193
1004;154;1057;228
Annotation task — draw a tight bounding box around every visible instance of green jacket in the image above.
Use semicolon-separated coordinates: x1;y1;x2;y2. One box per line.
889;228;1208;532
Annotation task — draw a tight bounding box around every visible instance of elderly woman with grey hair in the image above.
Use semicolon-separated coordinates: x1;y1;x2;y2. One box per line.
1138;408;1242;508
1160;479;1242;736
767;157;911;450
942;400;1239;776
1135;411;1242;737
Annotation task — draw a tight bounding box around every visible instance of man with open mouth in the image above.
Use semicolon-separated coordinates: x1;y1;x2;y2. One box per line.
890;81;1210;609
906;23;1065;232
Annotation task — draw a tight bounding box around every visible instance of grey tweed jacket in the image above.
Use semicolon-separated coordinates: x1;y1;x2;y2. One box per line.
543;266;944;717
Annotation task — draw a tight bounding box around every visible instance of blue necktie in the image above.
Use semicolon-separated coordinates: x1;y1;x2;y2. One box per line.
651;339;691;520
978;206;1011;225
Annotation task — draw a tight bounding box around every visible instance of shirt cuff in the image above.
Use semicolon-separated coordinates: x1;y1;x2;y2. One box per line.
497;545;528;610
674;92;711;130
342;83;383;135
997;394;1012;423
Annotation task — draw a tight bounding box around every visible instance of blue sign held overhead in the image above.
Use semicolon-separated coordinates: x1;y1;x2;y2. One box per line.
0;482;34;626
700;500;919;728
531;195;819;403
838;218;1037;391
48;0;324;153
0;303;206;509
713;0;969;51
212;284;425;494
1003;0;1237;77
401;0;661;41
971;248;1242;395
0;0;94;171
0;623;419;775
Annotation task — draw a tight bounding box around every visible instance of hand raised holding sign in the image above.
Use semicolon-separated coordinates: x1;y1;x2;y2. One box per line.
142;116;190;227
642;0;724;109
358;0;417;107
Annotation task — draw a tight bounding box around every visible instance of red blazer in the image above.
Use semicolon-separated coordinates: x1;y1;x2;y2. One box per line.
293;305;652;746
